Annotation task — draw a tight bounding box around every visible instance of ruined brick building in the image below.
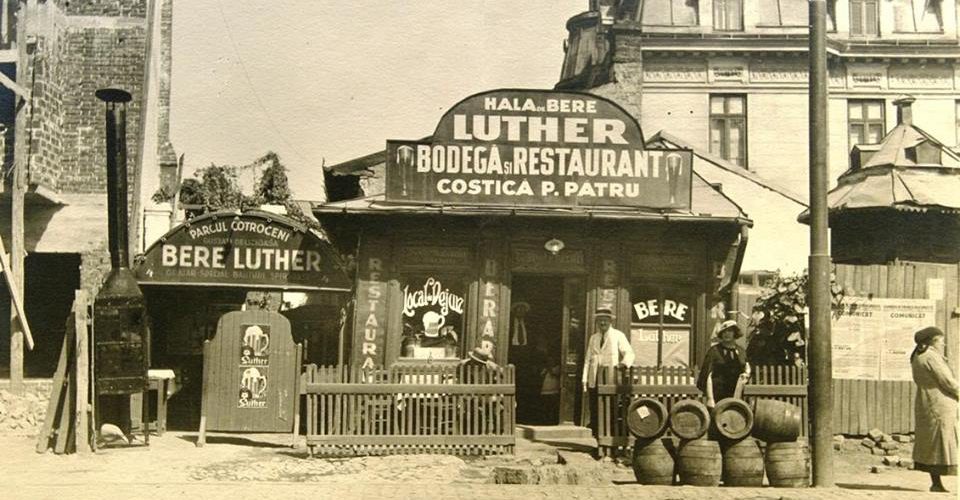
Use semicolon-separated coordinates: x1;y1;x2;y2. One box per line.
0;0;175;377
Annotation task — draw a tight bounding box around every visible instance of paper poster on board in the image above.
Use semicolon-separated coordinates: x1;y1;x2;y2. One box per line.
832;297;936;381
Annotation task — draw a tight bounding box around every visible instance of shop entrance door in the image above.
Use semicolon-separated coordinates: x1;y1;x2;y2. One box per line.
508;275;585;426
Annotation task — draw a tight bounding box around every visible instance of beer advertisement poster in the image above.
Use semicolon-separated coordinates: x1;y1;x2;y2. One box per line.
238;367;268;409
239;323;271;367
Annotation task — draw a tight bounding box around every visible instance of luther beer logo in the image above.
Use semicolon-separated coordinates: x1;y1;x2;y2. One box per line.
239;324;270;367
238;367;267;409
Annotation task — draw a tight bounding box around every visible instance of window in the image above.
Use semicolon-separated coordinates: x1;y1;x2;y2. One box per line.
709;95;747;167
850;0;880;36
630;285;695;367
399;274;466;360
893;0;943;32
919;0;944;32
642;0;699;26
848;100;885;148
757;0;807;26
713;0;743;30
955;100;959;147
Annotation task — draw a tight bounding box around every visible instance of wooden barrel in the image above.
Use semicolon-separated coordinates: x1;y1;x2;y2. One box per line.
752;399;802;443
631;438;676;485
627;398;668;439
677;439;722;486
765;441;811;487
721;437;764;486
669;400;711;440
713;398;754;440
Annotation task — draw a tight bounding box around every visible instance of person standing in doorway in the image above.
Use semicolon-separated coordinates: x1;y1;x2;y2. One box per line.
582;307;635;437
910;326;958;493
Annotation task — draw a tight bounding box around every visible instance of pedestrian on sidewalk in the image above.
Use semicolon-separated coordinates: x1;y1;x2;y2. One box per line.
697;319;750;408
582;307;635;438
910;326;958;493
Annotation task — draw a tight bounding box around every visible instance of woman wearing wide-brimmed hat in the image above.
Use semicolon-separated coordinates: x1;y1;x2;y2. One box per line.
911;326;958;493
696;319;751;407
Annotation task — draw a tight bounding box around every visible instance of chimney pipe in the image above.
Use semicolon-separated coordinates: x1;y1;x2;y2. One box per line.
96;88;133;270
893;95;915;126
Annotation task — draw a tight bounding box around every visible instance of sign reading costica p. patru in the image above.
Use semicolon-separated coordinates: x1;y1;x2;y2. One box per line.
386;89;692;209
136;211;352;291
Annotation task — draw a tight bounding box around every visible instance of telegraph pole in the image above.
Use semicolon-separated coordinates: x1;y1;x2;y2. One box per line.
808;0;834;487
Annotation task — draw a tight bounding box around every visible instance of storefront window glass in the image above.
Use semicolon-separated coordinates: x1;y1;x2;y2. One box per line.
629;285;694;367
399;274;467;360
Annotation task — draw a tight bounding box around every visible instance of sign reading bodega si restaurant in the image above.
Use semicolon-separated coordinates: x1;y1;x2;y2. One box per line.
386;89;692;209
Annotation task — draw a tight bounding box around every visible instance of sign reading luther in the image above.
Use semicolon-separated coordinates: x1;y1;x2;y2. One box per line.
136;211;352;291
386;89;692;209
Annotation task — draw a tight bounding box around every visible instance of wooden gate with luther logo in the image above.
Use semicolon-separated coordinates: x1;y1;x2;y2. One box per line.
198;309;302;445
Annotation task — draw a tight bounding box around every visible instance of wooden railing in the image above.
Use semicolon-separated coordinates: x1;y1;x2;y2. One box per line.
301;364;516;457
595;364;808;457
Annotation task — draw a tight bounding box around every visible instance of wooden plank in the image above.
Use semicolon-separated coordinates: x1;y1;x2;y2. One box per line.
35;332;70;453
74;291;91;454
0;236;33;350
305;383;515;395
305;435;515;446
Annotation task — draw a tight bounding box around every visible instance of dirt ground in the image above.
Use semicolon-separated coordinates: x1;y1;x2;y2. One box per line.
2;430;955;496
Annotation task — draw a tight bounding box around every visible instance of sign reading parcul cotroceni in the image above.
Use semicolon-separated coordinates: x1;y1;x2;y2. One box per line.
136;211;352;291
386;89;693;209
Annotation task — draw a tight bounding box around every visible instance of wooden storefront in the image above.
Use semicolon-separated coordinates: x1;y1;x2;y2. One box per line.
315;89;753;441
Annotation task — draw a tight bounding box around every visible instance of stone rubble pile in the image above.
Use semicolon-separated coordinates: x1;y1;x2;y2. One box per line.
0;389;48;434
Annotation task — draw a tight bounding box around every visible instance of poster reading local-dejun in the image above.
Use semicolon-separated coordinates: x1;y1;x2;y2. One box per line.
400;275;465;360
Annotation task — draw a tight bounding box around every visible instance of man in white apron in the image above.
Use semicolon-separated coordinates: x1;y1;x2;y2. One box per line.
582;307;635;437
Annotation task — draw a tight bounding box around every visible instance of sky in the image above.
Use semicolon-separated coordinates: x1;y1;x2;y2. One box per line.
170;1;586;201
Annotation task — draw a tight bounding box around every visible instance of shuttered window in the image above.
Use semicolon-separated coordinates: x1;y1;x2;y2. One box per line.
642;0;699;26
850;0;880;36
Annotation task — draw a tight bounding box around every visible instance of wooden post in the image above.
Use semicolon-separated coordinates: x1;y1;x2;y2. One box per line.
74;290;91;453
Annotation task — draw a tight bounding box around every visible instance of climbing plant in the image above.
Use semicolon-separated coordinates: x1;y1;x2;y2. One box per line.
746;271;845;366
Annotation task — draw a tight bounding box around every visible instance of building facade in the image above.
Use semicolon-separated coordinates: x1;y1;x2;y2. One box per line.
559;0;960;197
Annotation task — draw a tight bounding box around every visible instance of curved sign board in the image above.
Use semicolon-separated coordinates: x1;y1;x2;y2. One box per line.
386;89;692;209
136;211;352;291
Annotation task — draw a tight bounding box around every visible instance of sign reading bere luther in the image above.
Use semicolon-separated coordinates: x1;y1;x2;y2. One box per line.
386;89;692;209
136;212;352;291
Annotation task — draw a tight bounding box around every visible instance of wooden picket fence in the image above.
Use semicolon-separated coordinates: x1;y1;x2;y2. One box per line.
595;364;808;457
301;363;516;457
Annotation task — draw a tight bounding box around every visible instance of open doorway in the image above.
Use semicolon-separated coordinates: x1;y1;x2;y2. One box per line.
509;275;564;425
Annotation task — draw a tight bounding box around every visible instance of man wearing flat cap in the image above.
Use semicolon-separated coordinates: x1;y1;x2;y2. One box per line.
582;306;635;437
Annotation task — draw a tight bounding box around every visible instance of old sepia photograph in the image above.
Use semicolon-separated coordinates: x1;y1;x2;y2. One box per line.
0;0;958;498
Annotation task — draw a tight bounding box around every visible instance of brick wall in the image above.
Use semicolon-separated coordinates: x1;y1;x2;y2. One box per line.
23;0;148;194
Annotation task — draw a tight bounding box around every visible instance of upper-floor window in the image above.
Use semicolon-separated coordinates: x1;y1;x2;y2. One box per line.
894;0;944;32
850;0;880;37
710;95;747;167
757;0;807;26
642;0;699;26
848;100;885;148
714;0;743;31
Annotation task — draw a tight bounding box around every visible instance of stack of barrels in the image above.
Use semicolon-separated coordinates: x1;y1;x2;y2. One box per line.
627;397;808;487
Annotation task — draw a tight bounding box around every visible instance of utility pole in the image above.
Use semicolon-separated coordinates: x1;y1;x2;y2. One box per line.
808;0;834;487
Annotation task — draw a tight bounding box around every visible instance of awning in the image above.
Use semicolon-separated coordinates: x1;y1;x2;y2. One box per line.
135;210;352;292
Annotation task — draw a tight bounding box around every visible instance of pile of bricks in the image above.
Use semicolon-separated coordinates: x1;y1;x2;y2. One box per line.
859;428;914;469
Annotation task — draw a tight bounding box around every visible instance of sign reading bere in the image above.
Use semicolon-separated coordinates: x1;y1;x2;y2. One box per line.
386;89;692;209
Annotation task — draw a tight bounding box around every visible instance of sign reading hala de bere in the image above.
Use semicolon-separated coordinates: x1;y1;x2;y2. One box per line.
386;89;693;209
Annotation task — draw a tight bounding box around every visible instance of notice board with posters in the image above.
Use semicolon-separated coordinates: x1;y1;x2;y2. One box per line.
199;309;302;444
832;297;936;381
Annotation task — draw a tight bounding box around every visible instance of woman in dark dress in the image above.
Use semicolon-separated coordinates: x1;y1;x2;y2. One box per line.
697;319;751;406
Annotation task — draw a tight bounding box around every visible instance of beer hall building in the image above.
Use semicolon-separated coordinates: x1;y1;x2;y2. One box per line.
316;89;751;427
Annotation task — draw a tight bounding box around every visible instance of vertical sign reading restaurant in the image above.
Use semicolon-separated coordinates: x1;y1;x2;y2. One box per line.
385;89;693;209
